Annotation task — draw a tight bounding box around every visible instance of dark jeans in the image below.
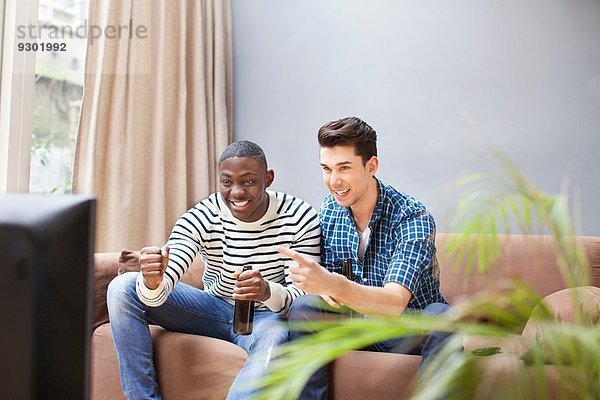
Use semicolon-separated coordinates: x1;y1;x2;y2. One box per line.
287;295;454;400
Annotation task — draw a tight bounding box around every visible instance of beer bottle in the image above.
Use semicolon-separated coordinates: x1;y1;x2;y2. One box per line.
341;259;355;318
233;265;255;335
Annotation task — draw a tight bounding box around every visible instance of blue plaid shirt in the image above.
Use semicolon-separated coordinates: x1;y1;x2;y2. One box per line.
319;178;447;310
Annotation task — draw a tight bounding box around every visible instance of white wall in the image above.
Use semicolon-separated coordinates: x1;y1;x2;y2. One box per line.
232;0;600;235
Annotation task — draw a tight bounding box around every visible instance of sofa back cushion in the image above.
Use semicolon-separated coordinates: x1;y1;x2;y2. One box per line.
436;234;600;304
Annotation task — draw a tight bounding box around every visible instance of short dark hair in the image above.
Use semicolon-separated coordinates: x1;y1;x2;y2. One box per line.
317;117;377;164
218;140;268;169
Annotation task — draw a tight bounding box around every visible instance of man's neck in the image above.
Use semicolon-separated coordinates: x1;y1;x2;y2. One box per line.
350;178;378;232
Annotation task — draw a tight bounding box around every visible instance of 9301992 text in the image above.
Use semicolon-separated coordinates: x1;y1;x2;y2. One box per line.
18;42;67;52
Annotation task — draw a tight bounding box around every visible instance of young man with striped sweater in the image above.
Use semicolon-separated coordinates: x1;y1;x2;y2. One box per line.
107;141;321;400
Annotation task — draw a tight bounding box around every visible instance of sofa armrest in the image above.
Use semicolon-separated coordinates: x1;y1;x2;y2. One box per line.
92;252;121;330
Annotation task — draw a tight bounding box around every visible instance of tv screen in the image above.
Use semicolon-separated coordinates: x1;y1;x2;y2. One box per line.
0;194;96;400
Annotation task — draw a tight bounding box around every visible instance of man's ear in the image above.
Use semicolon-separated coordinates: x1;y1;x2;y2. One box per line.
367;156;378;176
265;169;275;188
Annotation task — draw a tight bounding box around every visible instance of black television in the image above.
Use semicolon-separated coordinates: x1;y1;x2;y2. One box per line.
0;194;96;400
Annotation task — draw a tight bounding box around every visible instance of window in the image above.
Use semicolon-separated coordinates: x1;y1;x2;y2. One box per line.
30;0;89;194
0;0;89;194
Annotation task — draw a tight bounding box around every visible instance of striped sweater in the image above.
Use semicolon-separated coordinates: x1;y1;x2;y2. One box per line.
136;190;321;315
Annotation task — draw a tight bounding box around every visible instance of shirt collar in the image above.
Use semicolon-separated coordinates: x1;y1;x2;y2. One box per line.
369;177;384;225
342;176;384;227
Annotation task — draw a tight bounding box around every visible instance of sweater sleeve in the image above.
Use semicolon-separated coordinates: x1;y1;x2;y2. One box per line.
135;206;203;307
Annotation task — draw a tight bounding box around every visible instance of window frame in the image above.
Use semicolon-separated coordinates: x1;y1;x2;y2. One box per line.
0;0;38;193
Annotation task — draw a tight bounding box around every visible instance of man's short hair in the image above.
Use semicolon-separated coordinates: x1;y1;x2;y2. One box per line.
317;117;377;164
218;140;268;170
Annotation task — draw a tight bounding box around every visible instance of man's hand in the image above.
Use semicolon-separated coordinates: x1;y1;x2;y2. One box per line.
232;267;271;302
278;247;413;316
320;294;342;309
139;246;169;290
276;246;346;303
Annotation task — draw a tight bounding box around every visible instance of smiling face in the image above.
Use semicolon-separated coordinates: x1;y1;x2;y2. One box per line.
319;145;378;210
218;156;274;222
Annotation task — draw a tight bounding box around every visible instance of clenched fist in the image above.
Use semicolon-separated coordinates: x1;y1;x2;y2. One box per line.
139;246;169;289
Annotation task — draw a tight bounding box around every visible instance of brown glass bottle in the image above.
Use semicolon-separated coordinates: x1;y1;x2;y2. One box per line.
341;259;355;318
233;265;255;335
341;259;353;281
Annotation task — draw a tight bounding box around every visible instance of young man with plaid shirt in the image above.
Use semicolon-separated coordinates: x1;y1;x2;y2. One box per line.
277;116;452;400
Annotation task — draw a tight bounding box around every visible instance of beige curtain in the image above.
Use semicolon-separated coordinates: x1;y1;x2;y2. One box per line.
74;0;232;252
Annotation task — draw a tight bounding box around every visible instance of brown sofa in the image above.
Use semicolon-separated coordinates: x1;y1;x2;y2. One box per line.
90;234;600;400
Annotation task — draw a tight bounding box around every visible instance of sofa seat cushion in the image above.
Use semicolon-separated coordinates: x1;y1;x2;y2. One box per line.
471;356;585;399
330;351;420;400
90;323;247;400
464;333;525;356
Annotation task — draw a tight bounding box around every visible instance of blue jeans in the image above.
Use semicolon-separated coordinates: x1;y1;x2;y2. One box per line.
107;272;287;400
287;295;454;400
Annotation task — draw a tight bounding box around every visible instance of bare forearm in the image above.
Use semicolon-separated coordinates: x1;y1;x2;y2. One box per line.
329;279;410;317
278;246;412;316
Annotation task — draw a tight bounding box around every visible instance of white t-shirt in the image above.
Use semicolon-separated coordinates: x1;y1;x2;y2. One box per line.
357;226;371;262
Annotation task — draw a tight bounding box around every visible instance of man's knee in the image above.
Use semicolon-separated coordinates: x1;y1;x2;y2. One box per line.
262;322;288;345
423;302;450;316
107;272;138;309
288;295;325;323
248;319;288;356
